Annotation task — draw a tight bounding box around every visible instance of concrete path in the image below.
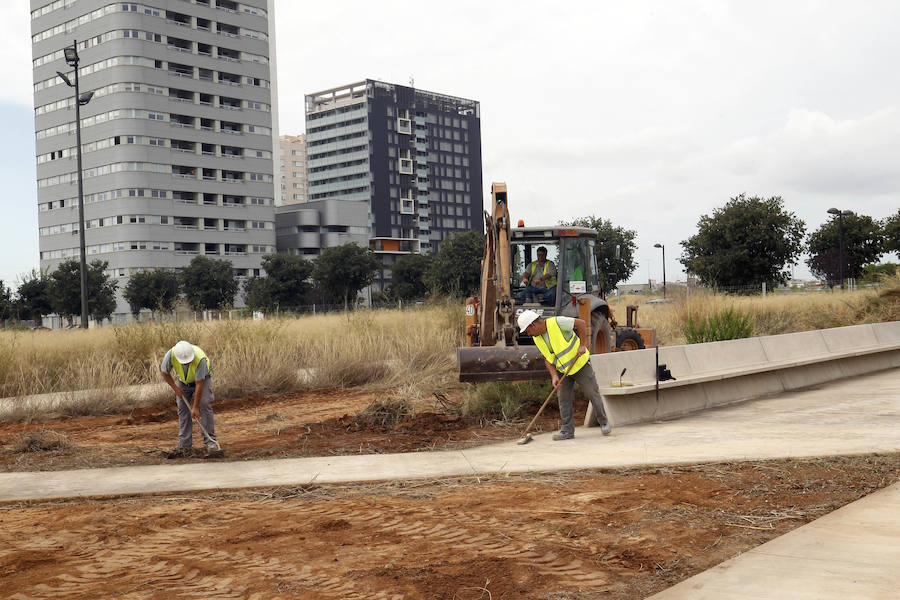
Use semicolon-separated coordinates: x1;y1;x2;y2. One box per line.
2;368;898;502
647;479;900;599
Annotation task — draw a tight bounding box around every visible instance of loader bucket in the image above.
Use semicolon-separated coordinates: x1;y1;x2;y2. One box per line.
457;346;548;382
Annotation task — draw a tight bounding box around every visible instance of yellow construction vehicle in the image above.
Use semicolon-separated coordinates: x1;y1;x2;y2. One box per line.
457;182;654;382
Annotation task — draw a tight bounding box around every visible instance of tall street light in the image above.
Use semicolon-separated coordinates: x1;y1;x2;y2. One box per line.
826;208;853;291
653;243;666;299
57;40;94;328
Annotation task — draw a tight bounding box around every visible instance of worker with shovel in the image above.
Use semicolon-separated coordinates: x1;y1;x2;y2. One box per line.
518;310;612;440
160;340;221;457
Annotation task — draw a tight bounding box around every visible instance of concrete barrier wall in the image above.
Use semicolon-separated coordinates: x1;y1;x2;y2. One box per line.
586;321;900;427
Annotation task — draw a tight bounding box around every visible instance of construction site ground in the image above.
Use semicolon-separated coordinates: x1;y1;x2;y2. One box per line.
2;369;900;599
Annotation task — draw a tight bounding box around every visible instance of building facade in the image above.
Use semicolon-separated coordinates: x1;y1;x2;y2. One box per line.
278;133;306;205
30;0;278;317
275;199;368;258
305;80;482;291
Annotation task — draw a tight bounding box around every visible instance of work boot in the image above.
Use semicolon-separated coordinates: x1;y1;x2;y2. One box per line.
165;446;192;459
552;431;574;441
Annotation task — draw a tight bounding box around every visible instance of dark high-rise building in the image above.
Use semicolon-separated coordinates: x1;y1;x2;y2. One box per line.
305;80;482;291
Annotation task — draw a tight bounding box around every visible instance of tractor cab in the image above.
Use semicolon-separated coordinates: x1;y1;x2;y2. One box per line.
510;226;603;315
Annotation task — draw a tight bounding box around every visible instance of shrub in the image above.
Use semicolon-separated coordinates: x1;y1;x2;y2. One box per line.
458;381;552;422
683;307;753;344
359;395;414;427
11;429;71;453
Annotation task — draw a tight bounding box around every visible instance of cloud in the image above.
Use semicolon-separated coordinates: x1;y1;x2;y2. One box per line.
712;108;900;194
2;0;35;108
501;126;693;167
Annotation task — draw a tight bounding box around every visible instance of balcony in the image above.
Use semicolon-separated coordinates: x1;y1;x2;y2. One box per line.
173;192;197;205
172;166;197;179
166;11;192;27
174;217;199;230
222;197;246;207
219;96;242;110
217;48;241;62
218;72;241;86
168;63;194;78
216;0;239;13
217;24;239;38
167;38;193;53
175;242;200;255
171;140;196;153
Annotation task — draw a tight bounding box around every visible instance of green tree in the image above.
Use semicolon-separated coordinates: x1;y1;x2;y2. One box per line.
0;280;12;321
179;256;238;311
424;230;485;297
48;259;119;323
311;244;380;310
386;253;433;301
883;209;900;256
860;263;899;284
243;254;313;311
680;194;806;288
15;270;52;323
806;213;884;287
560;215;638;289
123;269;180;316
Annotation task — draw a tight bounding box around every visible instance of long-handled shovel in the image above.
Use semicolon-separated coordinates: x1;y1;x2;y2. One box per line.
516;370;570;445
175;394;224;458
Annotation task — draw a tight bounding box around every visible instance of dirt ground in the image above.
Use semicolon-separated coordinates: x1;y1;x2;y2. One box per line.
1;389;900;599
0;388;545;472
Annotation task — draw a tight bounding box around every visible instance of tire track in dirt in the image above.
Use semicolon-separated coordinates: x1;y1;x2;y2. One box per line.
5;504;403;600
6;494;606;600
262;496;609;587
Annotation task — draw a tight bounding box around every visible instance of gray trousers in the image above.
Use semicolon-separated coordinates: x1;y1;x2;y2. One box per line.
175;378;216;448
558;360;609;435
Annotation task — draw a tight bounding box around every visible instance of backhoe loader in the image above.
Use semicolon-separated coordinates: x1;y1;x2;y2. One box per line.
457;182;653;382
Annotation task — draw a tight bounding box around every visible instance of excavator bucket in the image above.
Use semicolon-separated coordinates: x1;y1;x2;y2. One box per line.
457;346;548;382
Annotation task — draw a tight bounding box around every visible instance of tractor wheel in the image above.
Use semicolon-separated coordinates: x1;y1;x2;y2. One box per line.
616;328;646;351
591;311;613;354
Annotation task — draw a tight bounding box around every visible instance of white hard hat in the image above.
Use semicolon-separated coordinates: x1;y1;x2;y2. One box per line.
173;340;195;364
517;309;541;332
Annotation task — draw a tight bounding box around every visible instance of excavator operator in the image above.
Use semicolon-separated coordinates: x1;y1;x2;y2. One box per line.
520;246;557;305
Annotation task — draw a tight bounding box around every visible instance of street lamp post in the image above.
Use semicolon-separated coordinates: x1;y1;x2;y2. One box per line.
653;243;666;299
57;40;94;328
826;208;853;291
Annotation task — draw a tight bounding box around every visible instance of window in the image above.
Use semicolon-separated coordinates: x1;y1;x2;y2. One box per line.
400;190;414;214
397;110;412;129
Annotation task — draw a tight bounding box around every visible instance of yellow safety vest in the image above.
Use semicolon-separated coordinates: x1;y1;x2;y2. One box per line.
529;260;557;289
171;345;211;385
532;317;590;375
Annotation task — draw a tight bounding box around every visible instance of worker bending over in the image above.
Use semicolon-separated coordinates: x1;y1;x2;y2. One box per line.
518;310;612;440
160;340;219;455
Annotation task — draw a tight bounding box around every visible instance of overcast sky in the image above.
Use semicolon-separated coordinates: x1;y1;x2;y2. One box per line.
2;0;898;288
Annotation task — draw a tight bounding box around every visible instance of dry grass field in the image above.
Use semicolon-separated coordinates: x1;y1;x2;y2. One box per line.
0;273;897;419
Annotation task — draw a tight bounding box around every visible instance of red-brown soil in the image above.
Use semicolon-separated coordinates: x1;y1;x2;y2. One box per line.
1;389;899;599
0;388;546;471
